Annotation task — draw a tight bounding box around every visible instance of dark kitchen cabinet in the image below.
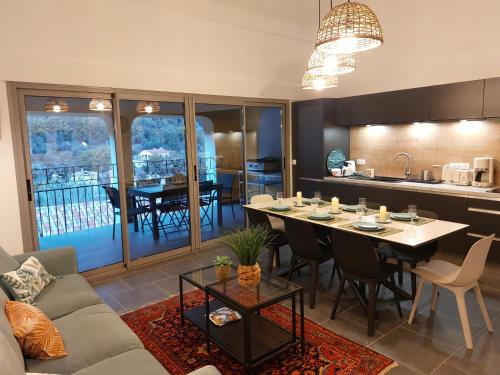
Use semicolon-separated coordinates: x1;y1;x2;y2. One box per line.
336;97;355;126
385;87;430;123
336;94;387;126
430;80;484;121
483;78;500;118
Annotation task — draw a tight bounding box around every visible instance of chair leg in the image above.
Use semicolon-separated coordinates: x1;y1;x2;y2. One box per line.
431;284;439;312
330;276;345;320
367;280;377;337
275;248;281;268
328;262;336;290
455;290;474;350
389;274;403;318
474;284;494;332
309;261;319;309
398;260;404;286
408;278;425;324
267;246;275;274
288;255;297;281
410;261;418;300
112;214;116;240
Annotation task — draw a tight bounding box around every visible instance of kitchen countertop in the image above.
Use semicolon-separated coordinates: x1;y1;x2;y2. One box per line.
322;176;500;200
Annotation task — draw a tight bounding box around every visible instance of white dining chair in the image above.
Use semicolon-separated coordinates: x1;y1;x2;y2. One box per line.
408;234;495;349
250;194;285;232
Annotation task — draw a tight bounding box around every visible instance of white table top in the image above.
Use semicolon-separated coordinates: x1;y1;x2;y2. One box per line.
245;198;469;248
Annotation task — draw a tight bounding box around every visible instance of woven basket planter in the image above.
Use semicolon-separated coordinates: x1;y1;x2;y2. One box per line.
214;265;232;281
237;264;261;287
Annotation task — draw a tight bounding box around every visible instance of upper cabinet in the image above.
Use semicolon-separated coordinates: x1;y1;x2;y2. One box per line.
385;87;430;123
483;78;500;118
430;80;484;121
336;93;387;126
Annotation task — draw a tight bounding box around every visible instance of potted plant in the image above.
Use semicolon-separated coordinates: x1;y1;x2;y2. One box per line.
213;255;232;280
220;225;270;287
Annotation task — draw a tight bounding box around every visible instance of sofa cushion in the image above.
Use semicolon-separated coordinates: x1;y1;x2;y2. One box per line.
34;274;102;320
72;349;168;375
5;301;67;360
0;246;20;298
0;288;25;369
25;303;143;374
1;256;56;304
0;332;25;375
188;365;223;375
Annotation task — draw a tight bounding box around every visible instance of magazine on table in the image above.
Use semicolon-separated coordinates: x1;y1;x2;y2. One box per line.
209;307;242;326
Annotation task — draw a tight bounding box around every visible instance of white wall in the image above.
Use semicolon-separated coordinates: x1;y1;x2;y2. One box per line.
1;0;500;253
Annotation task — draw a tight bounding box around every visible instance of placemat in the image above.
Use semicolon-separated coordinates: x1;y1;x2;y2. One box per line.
390;216;435;226
296;213;349;224
341;207;379;215
263;207;300;216
338;223;404;237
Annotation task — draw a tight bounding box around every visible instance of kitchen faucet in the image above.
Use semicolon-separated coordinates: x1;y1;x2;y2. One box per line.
394;152;412;180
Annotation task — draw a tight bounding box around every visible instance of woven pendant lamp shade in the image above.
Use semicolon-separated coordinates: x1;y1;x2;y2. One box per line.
136;101;160;114
307;49;356;76
89;99;112;111
316;1;383;54
301;72;338;90
44;98;69;113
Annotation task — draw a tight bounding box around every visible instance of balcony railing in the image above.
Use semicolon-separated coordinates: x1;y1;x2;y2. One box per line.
33;158;215;237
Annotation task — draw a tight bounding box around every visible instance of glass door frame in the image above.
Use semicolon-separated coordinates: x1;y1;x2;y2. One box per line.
8;82;291;276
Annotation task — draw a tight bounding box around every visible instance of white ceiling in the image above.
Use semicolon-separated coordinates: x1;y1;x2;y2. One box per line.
1;0;500;100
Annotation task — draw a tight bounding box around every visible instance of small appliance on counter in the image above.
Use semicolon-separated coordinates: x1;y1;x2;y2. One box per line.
452;169;474;186
421;169;433;181
442;163;470;183
431;165;443;182
472;157;494;187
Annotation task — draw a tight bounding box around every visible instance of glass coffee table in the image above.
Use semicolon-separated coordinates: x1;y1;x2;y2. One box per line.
179;265;304;375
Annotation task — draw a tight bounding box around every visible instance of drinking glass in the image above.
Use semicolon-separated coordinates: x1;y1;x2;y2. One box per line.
358;197;366;208
407;217;417;238
276;192;283;205
408;203;417;218
356;205;365;221
312;191;321;208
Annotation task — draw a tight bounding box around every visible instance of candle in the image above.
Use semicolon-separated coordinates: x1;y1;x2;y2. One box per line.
296;191;303;206
331;197;339;212
379;205;387;221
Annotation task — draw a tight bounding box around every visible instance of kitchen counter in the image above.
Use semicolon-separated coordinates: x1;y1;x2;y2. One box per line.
323;176;499;200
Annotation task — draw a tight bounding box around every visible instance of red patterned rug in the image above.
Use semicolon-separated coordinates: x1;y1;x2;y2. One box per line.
121;290;397;375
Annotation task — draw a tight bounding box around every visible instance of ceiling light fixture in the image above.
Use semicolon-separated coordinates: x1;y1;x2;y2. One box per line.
301;72;339;90
316;1;383;54
89;99;112;111
136;101;160;114
307;49;356;76
44;98;69;113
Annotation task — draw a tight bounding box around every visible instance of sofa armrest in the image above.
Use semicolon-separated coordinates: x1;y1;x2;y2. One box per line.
13;246;78;276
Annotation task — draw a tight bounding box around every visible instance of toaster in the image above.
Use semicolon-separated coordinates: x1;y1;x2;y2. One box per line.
452;169;474;186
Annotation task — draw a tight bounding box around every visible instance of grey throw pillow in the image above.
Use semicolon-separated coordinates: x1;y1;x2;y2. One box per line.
0;256;55;304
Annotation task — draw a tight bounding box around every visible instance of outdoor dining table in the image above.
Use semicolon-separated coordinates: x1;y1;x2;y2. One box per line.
128;183;223;240
245;197;469;299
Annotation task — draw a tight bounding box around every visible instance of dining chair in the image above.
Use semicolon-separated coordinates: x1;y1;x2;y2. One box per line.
199;180;215;227
330;230;402;336
102;186;151;240
249;194;285;232
377;209;439;298
246;207;288;275
284;218;341;309
157;192;188;238
408;234;495;349
218;173;238;219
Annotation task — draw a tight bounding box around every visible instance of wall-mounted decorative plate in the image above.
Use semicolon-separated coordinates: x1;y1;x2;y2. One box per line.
326;148;346;170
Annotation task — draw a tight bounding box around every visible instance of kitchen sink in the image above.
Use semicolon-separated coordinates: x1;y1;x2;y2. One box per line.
347;175;405;183
408;179;441;185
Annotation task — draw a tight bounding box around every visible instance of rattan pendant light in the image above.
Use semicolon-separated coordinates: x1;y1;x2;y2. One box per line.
301;72;338;90
307;49;356;76
316;1;383;54
89;99;112;111
44;98;69;113
136;101;160;114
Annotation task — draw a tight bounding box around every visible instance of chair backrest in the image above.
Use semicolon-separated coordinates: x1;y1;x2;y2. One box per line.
218;173;235;191
366;201;383;210
199;180;214;198
250;194;274;204
402;208;438;219
284;218;328;260
246;207;273;232
450;234;495;286
331;229;386;280
103;186;120;210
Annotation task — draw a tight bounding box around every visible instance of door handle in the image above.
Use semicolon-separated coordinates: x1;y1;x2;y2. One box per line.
26;179;32;202
194;165;198;182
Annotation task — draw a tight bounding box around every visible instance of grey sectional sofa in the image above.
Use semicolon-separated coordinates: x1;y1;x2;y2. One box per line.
0;246;221;375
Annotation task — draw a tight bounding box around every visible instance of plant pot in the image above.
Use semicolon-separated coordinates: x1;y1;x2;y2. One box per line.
214;265;231;280
237;263;261;287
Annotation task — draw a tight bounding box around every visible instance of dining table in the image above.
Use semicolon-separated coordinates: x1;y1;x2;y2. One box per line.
128;183;223;240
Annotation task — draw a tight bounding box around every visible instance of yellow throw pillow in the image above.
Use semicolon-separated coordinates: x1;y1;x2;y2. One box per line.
5;301;67;360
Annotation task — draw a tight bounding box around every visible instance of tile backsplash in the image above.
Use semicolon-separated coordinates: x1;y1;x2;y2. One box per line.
350;120;500;185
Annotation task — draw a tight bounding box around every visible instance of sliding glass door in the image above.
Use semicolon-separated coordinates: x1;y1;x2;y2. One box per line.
23;95;123;272
117;98;192;261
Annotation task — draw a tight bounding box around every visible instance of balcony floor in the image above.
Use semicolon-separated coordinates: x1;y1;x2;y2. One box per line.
39;204;245;272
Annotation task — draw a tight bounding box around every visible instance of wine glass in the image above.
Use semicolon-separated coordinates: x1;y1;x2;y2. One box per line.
276;192;283;205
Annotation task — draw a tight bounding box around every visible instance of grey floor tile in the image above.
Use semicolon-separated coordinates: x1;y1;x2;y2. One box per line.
386;363;425;375
113;283;167;311
156;259;201;277
430;363;474;375
369;326;458;374
120;267;169;288
93;277;132;297
156;276;196;295
320;315;382;346
100;294;125;314
300;293;350;323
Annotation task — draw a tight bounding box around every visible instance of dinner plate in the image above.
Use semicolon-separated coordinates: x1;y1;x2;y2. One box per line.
293;203;306;208
342;205;359;212
303;199;325;206
390;212;418;221
269;205;292;212
308;212;335;220
353;222;385;231
329;209;342;214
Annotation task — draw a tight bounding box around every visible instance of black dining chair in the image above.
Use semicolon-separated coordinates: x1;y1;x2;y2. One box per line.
376;209;439;298
246;207;288;275
199;180;215;227
330;229;402;336
157;192;188;238
102;186;151;240
284;218;341;309
218;173;238;219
